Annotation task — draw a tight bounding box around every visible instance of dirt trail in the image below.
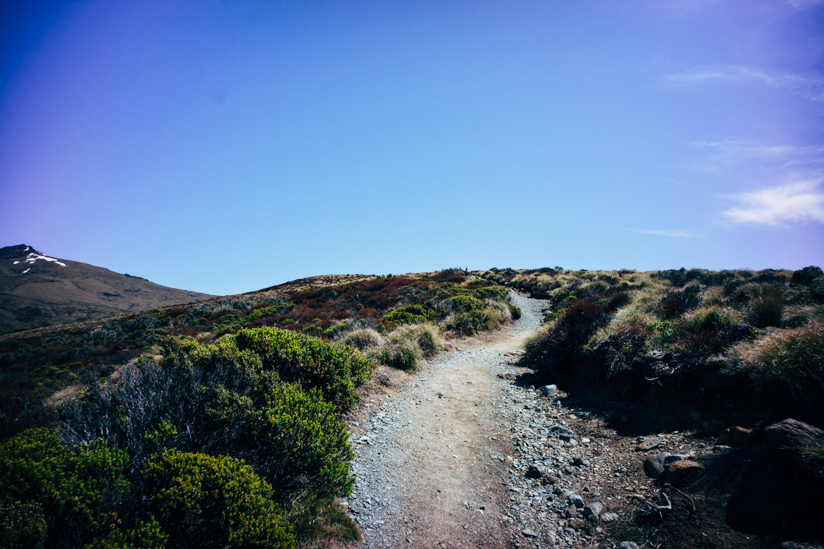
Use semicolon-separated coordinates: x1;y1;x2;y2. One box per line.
346;292;545;548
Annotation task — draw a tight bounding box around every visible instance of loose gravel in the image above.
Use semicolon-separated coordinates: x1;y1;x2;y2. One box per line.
345;292;710;549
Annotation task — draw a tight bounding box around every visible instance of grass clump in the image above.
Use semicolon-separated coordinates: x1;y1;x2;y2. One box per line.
730;322;824;423
342;328;384;351
288;491;360;544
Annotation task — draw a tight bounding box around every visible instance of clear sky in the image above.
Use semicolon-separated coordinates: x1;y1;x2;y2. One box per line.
1;0;823;295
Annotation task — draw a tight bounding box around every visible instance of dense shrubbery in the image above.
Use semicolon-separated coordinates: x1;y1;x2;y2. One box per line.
250;383;354;498
234;327;371;412
143;451;294;549
492;265;824;424
1;271;521;548
0;428;129;549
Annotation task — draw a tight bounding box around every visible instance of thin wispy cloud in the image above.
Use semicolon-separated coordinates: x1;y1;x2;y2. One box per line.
665;66;824;101
788;0;823;9
691;141;824;175
723;179;824;225
629;229;700;238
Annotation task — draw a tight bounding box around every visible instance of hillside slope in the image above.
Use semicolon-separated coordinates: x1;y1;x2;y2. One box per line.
0;244;213;335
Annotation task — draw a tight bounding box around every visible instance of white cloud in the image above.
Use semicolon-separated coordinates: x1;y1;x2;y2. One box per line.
691;141;824;174
665;66;824;101
723;179;824;225
788;0;823;9
629;229;699;238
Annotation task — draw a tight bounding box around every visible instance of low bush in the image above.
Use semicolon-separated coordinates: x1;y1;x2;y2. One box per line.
658;284;702;320
0;428;129;548
235;327;372;411
791;265;823;285
675;307;741;356
381;305;436;329
249;382;355;499
85;517;168;549
528;291;629;375
749;286;784;328
143;450;294;549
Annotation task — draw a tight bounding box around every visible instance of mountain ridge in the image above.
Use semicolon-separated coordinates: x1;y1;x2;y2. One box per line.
0;244;214;335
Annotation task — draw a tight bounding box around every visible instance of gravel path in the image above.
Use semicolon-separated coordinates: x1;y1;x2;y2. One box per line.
345;292;548;548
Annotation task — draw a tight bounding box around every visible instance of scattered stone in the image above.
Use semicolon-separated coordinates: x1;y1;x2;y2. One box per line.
619;542;640;549
716;426;751;447
635;437;663;452
565;506;579;519
583;501;604;520
443;342;457;352
664;460;704;487
601;512;619;522
522;528;538;537
497;372;515;380
542;384;558;397
663;454;690;468
644;453;669;481
526;463;547;479
571;454;584;466
568;518;587;530
568;494;585;508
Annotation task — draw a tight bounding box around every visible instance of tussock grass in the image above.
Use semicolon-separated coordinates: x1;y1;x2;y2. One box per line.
342;328;384;351
729;321;824;422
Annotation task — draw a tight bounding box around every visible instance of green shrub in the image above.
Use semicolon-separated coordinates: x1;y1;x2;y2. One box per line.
0;428;129;547
250;383;355;499
749;286;784;328
446;295;484;314
381;305;435;328
235;328;372;412
0;501;47;549
84;517;168;549
143;451;294;549
471;287;509;302
658;284;702;320
791;266;823;285
508;304;522;320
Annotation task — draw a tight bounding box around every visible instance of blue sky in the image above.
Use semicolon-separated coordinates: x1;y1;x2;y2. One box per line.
1;0;823;295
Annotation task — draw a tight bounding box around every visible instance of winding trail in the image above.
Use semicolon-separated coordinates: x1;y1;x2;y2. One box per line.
346;292;547;548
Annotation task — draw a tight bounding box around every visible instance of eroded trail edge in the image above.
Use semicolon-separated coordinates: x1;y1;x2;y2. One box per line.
345;292;545;548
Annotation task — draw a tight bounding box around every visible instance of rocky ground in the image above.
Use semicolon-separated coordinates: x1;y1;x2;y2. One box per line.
340;293;824;549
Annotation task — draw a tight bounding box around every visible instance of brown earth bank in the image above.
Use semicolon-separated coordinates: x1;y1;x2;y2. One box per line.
322;292;823;549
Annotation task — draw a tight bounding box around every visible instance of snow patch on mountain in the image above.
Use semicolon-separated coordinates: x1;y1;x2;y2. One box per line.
18;252;67;267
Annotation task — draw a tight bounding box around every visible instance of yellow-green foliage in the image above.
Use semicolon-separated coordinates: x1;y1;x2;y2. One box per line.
0;428;129;548
234;327;372;411
84;517;168;549
143;451;294;549
251;382;355;498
